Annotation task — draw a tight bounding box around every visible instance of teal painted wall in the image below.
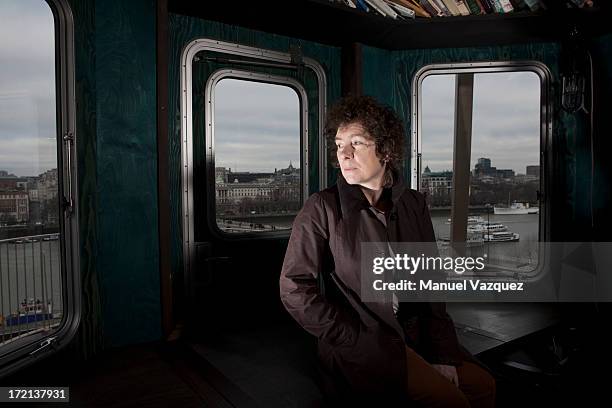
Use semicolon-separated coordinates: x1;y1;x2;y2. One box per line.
68;0;161;353
95;0;160;347
68;0;103;358
168;14;342;287
362;43;595;241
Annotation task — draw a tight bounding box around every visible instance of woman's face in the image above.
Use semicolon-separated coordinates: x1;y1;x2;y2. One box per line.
335;122;386;190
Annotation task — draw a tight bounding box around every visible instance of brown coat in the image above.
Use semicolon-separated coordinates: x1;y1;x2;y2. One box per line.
279;171;464;396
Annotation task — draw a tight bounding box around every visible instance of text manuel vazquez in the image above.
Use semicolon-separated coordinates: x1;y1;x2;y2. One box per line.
371;253;525;293
373;253;486;275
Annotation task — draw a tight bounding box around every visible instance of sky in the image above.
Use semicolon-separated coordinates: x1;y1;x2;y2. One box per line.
1;1;540;177
214;79;301;173
0;0;56;178
421;72;541;174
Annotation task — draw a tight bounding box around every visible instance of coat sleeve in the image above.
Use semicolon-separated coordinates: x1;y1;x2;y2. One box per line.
415;192;463;366
279;193;361;347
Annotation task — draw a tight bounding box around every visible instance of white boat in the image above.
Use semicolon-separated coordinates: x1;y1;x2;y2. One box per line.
484;231;520;242
446;216;485;225
493;202;539;215
468;222;508;233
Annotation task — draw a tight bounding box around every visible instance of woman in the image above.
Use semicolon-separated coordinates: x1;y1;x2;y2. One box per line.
279;96;496;407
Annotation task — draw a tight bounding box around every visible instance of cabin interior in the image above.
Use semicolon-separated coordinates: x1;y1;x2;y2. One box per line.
1;0;612;407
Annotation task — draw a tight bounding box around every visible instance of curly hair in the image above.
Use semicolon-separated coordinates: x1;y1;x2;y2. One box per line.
324;95;405;187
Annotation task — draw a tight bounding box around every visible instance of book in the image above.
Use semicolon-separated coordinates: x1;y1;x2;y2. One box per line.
365;0;391;16
387;0;431;17
354;0;371;11
405;0;433;17
440;0;462;15
366;0;399;17
345;0;358;8
488;0;503;13
498;0;514;12
508;0;530;11
466;0;486;14
568;0;594;7
478;0;494;13
386;1;418;17
523;0;545;10
455;0;472;15
419;0;443;16
432;0;452;15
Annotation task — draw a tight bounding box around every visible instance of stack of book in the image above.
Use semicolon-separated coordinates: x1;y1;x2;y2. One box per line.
329;0;595;19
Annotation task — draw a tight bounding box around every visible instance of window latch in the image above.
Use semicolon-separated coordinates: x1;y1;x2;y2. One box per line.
30;336;58;356
63;132;75;215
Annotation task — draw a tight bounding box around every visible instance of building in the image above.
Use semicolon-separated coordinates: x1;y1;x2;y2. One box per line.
473;158;515;179
0;191;29;223
496;169;515;179
526;165;540;178
421;166;453;197
38;169;58;201
215;163;301;208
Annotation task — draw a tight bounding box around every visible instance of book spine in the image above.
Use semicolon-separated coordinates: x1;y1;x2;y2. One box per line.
487;0;503;13
508;0;528;11
365;0;390;16
432;0;452;15
395;0;431;17
498;0;514;12
455;0;471;15
523;0;544;10
354;0;371;12
478;0;494;13
387;1;417;17
372;0;400;17
466;0;485;14
441;0;462;15
419;0;441;16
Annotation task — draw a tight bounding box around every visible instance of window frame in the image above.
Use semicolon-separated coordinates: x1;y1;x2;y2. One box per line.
0;0;80;378
180;39;328;286
205;69;309;238
411;61;552;279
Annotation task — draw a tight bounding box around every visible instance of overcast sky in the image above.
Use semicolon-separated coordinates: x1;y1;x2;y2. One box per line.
1;1;540;177
214;78;301;173
421;72;541;174
0;0;56;178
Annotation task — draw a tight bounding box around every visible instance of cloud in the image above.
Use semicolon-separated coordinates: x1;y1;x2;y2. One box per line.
213;79;301;172
420;72;541;173
0;0;56;177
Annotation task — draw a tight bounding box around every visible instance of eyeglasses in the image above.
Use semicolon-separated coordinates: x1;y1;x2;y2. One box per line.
336;140;375;152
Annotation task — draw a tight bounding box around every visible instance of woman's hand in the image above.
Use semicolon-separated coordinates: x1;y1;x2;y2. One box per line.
431;364;459;386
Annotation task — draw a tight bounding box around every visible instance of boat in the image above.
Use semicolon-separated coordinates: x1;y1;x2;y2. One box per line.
483;231;520;242
446;216;485;225
4;298;53;326
494;202;539;215
468;222;508;233
42;233;60;241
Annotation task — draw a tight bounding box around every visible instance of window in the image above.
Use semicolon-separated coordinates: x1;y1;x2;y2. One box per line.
209;74;305;235
414;63;549;274
0;0;77;376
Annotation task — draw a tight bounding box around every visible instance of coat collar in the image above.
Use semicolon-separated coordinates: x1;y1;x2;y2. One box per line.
336;168;407;216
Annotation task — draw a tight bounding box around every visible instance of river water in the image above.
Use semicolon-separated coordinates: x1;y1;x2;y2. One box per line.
0;240;62;319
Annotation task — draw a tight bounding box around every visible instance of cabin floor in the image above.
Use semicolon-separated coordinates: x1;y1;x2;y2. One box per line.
1;305;610;408
0;340;259;408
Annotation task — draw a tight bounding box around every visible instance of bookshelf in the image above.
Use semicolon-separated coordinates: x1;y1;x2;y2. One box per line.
168;0;612;50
